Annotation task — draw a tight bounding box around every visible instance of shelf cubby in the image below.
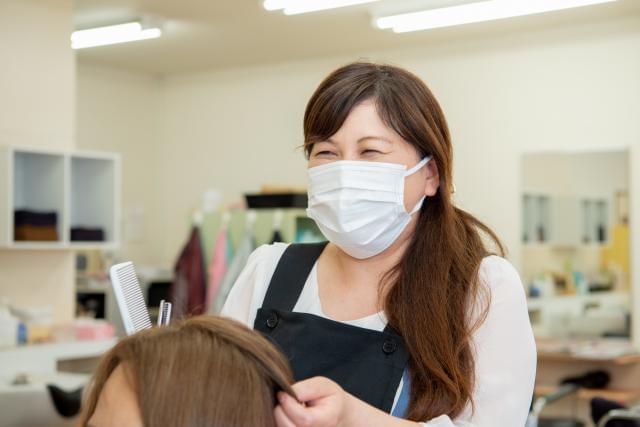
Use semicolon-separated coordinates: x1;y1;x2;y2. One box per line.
70;153;119;247
0;146;120;249
11;149;66;245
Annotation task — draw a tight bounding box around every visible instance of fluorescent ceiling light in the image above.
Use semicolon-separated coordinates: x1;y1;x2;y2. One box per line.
264;0;381;15
376;0;617;33
71;22;161;49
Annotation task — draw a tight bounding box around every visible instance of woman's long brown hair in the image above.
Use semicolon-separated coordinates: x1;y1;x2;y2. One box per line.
303;62;504;421
78;316;297;427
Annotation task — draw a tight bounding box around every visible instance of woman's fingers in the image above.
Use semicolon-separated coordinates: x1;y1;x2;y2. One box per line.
274;403;297;427
291;376;339;403
277;379;345;427
279;391;315;426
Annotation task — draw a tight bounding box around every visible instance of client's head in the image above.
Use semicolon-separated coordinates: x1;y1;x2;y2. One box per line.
79;315;296;427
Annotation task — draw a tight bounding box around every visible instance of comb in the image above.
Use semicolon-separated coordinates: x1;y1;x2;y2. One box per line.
109;262;152;335
157;300;172;326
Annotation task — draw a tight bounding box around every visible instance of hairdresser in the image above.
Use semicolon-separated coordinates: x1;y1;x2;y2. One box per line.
222;61;536;427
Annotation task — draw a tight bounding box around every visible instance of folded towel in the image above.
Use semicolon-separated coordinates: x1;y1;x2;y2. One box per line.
14;225;58;241
70;228;105;242
14;210;58;227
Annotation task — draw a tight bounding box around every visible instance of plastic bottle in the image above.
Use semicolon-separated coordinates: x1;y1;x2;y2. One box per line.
0;300;19;348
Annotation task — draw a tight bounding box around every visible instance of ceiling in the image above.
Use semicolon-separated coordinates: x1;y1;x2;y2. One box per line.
74;0;640;75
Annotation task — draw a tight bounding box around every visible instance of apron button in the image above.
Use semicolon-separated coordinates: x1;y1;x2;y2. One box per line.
382;339;397;354
266;314;279;329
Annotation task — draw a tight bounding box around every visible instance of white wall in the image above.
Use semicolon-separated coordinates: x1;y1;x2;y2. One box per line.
523;151;629;198
76;63;163;266
0;1;75;148
0;1;76;323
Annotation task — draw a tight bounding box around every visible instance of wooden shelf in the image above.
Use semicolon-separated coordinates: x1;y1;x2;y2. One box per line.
1;242;70;250
0;338;116;377
535;385;640;404
527;291;627;311
69;242;118;250
538;351;640;365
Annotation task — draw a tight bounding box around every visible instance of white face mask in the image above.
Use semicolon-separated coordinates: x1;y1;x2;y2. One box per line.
306;156;431;259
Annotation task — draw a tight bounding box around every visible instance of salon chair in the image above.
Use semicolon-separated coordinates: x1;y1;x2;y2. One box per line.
592;397;640;427
527;371;610;427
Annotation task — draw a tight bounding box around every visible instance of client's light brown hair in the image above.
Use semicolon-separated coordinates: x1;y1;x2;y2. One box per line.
79;316;296;427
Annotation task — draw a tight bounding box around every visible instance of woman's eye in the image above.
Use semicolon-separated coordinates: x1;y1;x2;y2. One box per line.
362;149;382;155
315;151;336;157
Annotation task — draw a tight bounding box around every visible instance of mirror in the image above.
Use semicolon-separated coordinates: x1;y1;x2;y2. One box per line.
521;150;630;341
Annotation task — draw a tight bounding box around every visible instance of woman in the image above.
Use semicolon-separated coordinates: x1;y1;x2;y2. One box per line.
222;62;536;426
79;316;297;427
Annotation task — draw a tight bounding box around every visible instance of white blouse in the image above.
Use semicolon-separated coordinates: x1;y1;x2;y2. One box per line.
221;242;536;427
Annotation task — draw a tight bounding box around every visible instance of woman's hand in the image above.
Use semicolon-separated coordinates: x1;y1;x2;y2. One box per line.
274;376;420;427
275;376;351;427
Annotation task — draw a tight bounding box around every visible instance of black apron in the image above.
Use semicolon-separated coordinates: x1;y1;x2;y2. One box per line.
253;242;410;413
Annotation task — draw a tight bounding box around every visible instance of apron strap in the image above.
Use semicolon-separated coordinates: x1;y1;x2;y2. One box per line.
262;241;329;311
263;241;404;340
383;323;401;335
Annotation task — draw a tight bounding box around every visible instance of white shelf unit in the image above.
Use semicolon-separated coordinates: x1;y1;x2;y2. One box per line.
0;146;120;249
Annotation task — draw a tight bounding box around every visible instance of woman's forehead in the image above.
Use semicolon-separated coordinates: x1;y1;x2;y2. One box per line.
329;101;402;144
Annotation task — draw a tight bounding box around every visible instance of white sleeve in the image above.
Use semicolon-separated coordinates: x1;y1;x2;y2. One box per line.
220;242;289;327
420;256;537;427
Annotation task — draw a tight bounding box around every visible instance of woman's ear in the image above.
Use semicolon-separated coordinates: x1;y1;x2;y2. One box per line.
423;159;440;197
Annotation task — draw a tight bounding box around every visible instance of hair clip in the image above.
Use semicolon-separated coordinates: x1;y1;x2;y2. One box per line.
157;300;172;326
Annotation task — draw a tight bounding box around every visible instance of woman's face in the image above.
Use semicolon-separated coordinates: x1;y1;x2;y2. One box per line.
308;99;440;212
87;364;143;427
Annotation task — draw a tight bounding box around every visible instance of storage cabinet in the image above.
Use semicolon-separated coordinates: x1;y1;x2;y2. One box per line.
0;146;120;249
522;193;610;246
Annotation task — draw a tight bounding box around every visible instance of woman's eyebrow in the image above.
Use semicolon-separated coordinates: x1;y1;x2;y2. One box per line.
356;136;393;144
323;136;392;145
